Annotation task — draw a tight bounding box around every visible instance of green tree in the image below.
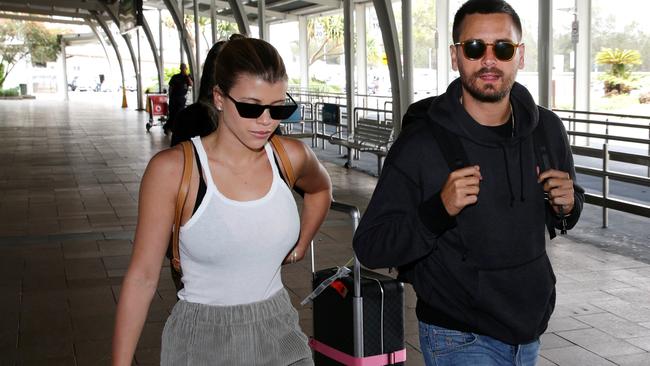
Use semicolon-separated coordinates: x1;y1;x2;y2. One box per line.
412;0;436;68
308;15;344;65
0;21;60;88
595;48;642;94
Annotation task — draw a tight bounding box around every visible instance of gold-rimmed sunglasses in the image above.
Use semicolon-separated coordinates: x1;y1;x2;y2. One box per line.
454;39;522;61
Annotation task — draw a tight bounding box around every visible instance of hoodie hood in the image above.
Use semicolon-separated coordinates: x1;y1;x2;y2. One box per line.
428;78;539;147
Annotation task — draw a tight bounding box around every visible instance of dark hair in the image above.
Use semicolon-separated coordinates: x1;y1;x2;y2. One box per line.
198;34;249;102
214;38;288;94
197;40;227;103
452;0;522;43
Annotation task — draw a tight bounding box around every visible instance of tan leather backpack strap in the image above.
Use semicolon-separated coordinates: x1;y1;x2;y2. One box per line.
269;135;296;188
172;141;194;272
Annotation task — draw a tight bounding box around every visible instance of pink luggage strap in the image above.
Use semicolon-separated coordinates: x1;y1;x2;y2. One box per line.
309;338;406;365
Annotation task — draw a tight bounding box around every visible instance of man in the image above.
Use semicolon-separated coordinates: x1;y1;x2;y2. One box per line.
353;0;584;365
164;63;193;134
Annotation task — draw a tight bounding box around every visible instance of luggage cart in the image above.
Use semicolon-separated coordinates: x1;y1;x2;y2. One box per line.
146;94;168;132
307;201;406;365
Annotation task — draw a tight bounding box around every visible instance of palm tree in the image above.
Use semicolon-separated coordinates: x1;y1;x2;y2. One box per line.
595;48;642;94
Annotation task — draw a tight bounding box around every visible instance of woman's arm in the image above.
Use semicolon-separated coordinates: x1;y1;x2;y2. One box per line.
280;138;332;263
111;148;183;366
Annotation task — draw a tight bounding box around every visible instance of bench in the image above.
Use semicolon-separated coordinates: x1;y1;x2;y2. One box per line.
315;103;345;152
280;104;315;139
329;118;394;175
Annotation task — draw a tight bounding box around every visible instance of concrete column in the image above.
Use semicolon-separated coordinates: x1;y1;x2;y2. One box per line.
299;16;308;91
436;0;449;94
61;37;69;101
355;3;367;99
180;0;185;64
402;0;413;105
136;29;143;109
211;0;217;44
258;0;267;40
159;9;165;92
344;0;355;132
538;0;553;107
576;0;591;111
194;0;201;101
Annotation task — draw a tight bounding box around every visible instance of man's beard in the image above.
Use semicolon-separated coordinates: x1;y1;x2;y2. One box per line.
459;67;515;103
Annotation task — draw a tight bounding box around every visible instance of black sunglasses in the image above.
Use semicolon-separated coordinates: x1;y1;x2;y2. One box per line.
454;39;521;61
223;92;298;120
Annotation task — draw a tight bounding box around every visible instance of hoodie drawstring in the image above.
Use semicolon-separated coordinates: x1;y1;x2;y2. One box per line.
501;141;527;207
500;144;515;207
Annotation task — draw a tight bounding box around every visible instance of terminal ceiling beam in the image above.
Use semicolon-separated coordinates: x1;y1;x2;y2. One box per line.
227;0;251;35
0;0;103;12
0;3;93;19
0;12;86;25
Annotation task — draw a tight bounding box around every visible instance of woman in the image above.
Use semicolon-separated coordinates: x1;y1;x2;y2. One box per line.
112;38;332;365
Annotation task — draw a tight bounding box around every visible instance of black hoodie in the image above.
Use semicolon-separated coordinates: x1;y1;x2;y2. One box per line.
353;78;585;345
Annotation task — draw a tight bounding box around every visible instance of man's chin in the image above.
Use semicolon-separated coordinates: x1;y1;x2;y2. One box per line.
470;89;507;103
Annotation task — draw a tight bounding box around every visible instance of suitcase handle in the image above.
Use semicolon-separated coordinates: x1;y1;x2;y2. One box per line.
309;200;364;357
310;201;361;289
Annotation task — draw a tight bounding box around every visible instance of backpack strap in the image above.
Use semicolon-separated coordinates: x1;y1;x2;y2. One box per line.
532;118;552;173
531;117;561;238
429;122;471;170
172;141;194;273
269;135;296;188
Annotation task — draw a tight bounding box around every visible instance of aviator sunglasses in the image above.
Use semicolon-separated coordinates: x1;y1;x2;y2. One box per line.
454;39;521;61
222;91;298;120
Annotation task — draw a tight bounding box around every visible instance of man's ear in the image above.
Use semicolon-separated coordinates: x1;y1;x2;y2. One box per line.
517;43;526;70
450;44;459;71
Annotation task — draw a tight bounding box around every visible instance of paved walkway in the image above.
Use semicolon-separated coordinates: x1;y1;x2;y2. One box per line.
0;96;649;365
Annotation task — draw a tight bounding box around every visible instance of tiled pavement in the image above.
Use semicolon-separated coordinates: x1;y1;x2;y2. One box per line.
1;96;650;365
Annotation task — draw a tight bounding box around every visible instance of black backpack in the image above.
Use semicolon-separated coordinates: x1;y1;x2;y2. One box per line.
426;113;564;239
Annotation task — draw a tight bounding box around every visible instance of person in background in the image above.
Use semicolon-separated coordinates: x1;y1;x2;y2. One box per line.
353;0;584;365
164;62;193;134
112;37;331;365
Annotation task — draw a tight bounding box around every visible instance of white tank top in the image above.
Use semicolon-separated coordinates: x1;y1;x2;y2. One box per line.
176;136;300;305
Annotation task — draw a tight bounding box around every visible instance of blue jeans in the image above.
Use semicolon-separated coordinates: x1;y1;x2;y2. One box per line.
419;322;540;366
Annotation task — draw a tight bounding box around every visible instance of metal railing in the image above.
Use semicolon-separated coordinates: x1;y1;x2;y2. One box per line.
553;109;650;226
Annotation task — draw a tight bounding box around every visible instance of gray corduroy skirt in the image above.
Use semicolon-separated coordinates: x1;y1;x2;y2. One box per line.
160;288;313;366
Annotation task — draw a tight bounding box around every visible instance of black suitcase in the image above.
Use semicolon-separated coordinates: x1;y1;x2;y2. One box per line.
308;202;406;365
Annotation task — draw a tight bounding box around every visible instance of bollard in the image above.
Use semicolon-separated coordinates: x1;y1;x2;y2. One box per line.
121;88;128;108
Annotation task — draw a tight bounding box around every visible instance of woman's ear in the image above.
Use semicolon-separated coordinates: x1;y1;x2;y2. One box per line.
213;85;224;111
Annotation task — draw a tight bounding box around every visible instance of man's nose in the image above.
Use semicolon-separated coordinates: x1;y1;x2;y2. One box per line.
481;45;498;66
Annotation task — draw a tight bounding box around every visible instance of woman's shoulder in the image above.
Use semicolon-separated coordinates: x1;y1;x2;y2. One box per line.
273;135;313;165
143;145;186;185
273;135;307;153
